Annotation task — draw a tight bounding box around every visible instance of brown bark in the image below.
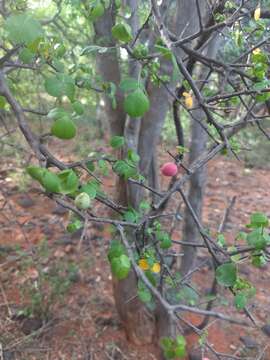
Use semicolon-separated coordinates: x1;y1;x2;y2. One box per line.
94;2;157;346
93;0;216;355
180;113;208;275
180;35;221;275
94;6;126;136
112;273;155;345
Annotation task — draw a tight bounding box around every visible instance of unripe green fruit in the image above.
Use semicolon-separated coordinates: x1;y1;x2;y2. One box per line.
89;2;104;21
51;117;76;140
124;89;150;117
75;192;91;210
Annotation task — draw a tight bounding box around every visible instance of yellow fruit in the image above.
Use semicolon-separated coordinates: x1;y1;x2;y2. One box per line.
138;258;149;271
252;48;261;55
183;92;193;109
254;7;261;21
151;263;161;273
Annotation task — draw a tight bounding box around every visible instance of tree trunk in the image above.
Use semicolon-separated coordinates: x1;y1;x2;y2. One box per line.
180;35;221;275
112;270;155;345
94;0;216;355
180;115;208;275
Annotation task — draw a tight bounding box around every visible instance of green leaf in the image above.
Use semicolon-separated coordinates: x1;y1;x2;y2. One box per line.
234;292;248;310
160;336;186;359
115;0;121;8
154;44;172;60
176;145;189;155
26;166;61;193
138;290;152;304
58;169;79;194
80;182;97;199
47;107;67;120
81;45;109;56
98;159;109;175
255;92;270;103
228;246;241;263
177;286;199;306
157;231;172;249
163;348;175;359
27;37;41;54
216;263;237;287
42;170;61;193
236;231;247;241
139;201;150;213
5;13;43;45
175;336;186;357
26;166;46;182
108;240;125;262
123;208;139;223
51;117;77;140
19;48;35;64
198;330;208;346
0;96;6;109
55;44;66;58
124;89;150;118
133;44;148;58
113;160;137;179
138;281;152;303
86;161;95;172
127;148;140;163
72;100;84;115
160;337;174;350
112;23;133;43
45;74;75;101
51;59;65;73
110;135;125;149
252;52;268;65
251;252;267;267
111;254;131;280
247;212;269;228
176;335;186;348
233;277;252;291
144;270;157;286
120;78;140;92
246;228;270;250
217;233;226;247
67;219;83;233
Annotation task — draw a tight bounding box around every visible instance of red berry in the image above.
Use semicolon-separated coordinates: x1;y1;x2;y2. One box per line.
161;162;178;177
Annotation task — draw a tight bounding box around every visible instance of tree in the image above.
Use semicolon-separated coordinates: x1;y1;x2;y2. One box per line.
1;0;270;359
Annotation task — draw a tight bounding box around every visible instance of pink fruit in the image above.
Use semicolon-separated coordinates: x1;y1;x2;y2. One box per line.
161;162;178;177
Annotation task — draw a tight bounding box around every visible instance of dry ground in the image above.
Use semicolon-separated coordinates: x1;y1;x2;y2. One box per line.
0;151;270;360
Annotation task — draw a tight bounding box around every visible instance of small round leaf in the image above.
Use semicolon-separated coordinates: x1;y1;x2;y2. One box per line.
216;263;237;287
111;254;131;280
112;23;133;43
